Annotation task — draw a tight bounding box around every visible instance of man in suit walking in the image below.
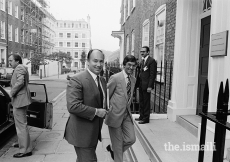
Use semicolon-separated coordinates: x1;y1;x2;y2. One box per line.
105;55;137;162
135;46;157;124
9;54;32;158
64;49;108;162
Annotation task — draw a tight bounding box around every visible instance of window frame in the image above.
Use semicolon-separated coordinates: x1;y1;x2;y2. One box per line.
131;30;135;56
142;19;150;47
0;0;5;11
0;21;5;39
154;4;166;82
15;27;18;42
15;5;18;18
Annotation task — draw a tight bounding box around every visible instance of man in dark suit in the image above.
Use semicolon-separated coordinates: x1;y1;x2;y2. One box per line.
64;49;108;162
135;46;157;124
9;54;32;158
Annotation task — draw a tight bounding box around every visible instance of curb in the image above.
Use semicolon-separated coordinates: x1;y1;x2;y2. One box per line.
51;90;66;107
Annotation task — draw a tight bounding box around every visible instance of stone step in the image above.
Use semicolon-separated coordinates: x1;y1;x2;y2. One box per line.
176;115;201;137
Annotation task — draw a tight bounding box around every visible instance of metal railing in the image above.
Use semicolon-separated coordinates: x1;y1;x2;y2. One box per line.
198;79;229;162
152;60;173;113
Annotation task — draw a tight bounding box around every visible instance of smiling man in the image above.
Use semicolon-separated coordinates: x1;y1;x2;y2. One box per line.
64;49;108;162
105;55;137;162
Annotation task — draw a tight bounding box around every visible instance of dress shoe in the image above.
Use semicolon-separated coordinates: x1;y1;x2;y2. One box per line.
13;152;32;158
12;143;19;148
106;145;114;160
138;120;149;124
135;118;143;121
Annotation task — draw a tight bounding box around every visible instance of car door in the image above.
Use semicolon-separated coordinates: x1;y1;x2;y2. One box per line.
0;85;11;127
27;83;53;129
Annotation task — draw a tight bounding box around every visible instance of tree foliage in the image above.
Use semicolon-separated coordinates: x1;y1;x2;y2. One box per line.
48;51;73;64
80;50;86;64
27;52;47;66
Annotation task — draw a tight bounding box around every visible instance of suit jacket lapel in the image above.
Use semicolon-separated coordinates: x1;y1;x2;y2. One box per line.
120;72;128;101
85;70;101;106
145;56;150;66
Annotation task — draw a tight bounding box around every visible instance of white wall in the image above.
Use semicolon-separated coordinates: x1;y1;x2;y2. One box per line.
39;60;61;77
167;0;202;121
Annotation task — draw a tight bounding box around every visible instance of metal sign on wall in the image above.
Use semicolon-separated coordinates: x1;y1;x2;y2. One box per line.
211;30;228;57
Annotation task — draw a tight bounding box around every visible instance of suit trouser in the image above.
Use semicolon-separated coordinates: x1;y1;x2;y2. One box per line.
108;111;136;162
139;86;151;121
13;106;32;153
74;146;97;162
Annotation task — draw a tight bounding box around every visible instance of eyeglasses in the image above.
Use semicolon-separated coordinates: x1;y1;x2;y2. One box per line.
140;50;147;53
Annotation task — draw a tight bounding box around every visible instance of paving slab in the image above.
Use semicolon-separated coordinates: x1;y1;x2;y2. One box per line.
53;109;69;114
36;131;64;141
33;141;60;155
43;154;76;162
56;139;75;154
0;155;45;162
63;112;70;118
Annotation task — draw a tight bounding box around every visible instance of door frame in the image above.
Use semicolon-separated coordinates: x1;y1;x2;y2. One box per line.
196;12;212;114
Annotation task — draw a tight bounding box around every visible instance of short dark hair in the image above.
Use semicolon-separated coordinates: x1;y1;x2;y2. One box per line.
123;55;137;66
10;54;22;64
142;46;150;53
87;49;104;60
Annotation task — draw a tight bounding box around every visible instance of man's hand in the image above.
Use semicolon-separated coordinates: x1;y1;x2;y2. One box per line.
147;87;152;93
96;109;108;118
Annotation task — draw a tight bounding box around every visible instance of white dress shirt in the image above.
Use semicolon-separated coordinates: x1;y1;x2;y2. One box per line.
87;69;105;112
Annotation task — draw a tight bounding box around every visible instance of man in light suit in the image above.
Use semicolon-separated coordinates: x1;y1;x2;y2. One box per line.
9;54;32;158
135;46;157;124
64;49;108;162
105;55;137;162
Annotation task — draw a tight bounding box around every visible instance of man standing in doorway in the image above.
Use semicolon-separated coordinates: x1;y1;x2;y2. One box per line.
9;54;32;158
135;46;157;124
64;49;108;162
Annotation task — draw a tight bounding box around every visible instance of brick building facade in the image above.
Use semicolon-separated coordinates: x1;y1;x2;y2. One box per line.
113;0;177;113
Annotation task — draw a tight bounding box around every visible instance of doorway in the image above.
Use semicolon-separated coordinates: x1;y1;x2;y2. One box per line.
196;15;211;114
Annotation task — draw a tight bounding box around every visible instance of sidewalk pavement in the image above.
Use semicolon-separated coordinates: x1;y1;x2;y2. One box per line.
0;93;126;162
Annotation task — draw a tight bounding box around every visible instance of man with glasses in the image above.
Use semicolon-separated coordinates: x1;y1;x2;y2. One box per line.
105;55;137;162
135;46;157;124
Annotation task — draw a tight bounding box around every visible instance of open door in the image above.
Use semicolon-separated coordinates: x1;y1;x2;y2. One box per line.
0;85;11;127
196;16;211;114
27;83;53;129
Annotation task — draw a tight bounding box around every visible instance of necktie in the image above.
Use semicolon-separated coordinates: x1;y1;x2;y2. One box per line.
97;76;103;107
127;76;131;102
141;59;145;70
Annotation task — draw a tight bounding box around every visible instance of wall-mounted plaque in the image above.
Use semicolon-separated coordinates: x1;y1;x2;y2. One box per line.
211;30;228;57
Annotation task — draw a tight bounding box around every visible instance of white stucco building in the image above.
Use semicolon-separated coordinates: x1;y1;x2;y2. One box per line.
54;16;92;70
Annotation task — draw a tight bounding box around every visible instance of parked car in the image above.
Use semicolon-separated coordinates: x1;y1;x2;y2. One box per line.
0;68;13;87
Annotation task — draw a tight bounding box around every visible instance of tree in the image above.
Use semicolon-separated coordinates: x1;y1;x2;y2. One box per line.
49;51;73;66
80;50;86;68
26;52;49;76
